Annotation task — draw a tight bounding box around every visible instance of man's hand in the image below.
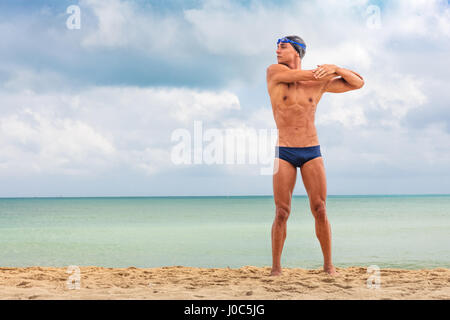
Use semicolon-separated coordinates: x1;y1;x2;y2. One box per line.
313;64;338;79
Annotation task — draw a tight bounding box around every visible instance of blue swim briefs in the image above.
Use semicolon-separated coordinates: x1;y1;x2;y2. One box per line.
275;145;322;168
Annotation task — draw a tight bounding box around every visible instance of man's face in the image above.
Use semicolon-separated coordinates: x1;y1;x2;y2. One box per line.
276;42;299;63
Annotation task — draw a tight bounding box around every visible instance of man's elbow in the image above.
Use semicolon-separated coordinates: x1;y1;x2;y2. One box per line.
355;79;364;89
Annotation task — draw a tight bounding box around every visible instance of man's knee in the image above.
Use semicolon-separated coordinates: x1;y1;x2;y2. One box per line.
311;200;327;222
275;205;290;224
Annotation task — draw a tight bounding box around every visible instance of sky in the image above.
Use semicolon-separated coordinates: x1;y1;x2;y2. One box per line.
0;0;449;197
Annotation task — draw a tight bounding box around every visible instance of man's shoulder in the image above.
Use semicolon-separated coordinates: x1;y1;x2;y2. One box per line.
266;64;290;87
266;63;289;73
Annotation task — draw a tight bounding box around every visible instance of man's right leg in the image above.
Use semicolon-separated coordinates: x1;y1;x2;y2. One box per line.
271;157;297;276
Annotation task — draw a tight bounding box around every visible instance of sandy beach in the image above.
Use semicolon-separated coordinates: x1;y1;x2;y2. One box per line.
0;266;449;300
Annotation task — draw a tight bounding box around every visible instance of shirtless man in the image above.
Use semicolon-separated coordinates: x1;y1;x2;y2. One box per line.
266;36;364;276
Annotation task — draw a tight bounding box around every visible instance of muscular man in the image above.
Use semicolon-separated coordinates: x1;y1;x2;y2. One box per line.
266;35;364;276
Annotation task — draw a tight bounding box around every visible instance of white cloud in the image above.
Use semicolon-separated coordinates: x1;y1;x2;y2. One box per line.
317;72;428;128
384;0;450;39
81;0;133;47
184;1;278;56
170;90;240;124
80;0;182;57
0;108;116;176
322;120;450;179
0;85;242;177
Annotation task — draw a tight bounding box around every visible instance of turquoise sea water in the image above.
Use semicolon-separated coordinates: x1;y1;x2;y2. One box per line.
0;195;449;269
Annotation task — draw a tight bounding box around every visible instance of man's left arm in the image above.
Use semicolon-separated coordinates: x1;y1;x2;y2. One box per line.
313;64;364;93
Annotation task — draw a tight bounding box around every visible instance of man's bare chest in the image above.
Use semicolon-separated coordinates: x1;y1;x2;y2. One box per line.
274;81;324;107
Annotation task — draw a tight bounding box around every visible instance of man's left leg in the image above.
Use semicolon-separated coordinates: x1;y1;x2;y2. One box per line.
300;156;337;275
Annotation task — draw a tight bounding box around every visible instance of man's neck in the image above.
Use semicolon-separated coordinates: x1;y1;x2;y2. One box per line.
284;58;301;70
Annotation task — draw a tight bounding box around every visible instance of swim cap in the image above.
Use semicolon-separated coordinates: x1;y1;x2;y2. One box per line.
277;35;306;59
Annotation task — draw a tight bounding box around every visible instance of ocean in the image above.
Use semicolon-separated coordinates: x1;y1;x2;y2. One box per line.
0;195;449;269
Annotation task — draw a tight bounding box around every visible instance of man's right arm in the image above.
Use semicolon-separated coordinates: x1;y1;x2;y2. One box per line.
266;64;337;84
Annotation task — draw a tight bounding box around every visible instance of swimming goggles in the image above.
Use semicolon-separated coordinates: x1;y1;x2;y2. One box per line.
277;37;306;49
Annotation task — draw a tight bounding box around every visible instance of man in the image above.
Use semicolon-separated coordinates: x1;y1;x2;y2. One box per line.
266;35;364;276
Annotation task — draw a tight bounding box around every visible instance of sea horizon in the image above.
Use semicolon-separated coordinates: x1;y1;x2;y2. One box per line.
1;193;449;199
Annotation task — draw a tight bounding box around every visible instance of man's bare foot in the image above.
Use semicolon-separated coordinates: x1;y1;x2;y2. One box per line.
270;269;282;276
324;265;338;276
